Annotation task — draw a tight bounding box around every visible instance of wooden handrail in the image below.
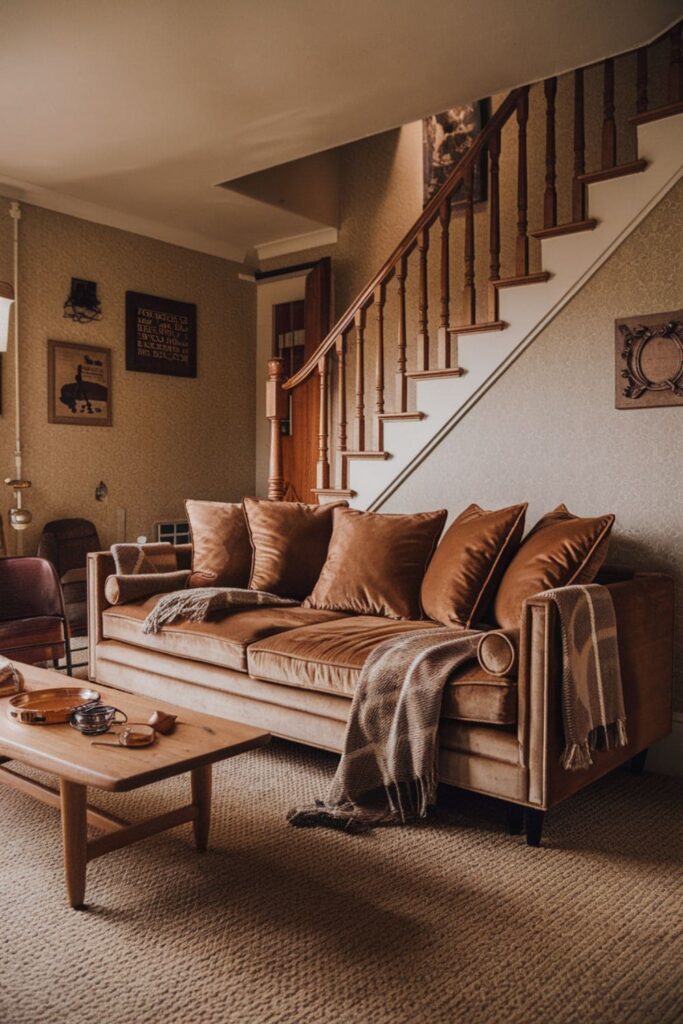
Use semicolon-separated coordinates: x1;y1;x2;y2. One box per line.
283;87;524;391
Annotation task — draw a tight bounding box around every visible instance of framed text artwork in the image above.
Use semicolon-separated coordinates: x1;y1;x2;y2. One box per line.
423;99;490;206
615;309;683;409
125;291;197;377
47;340;112;426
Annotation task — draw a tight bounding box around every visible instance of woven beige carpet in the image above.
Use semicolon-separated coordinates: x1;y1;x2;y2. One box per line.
0;740;681;1024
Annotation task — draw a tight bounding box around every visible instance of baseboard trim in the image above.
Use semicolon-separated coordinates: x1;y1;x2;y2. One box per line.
647;714;683;776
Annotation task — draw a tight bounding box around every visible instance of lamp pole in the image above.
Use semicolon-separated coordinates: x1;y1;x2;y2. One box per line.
5;201;31;553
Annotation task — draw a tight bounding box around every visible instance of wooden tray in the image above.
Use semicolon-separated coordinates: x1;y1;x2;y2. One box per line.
7;687;100;725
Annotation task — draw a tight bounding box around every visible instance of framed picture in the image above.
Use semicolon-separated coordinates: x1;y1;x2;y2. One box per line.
47;340;112;426
423;99;490;207
125;291;197;378
615;309;683;409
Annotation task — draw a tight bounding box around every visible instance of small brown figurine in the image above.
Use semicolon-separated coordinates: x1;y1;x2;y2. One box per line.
147;710;177;735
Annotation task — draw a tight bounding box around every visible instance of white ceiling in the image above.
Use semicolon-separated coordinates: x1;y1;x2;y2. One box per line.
0;0;678;263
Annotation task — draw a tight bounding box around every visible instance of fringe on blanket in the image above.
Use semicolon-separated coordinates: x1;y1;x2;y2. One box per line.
288;770;438;833
561;719;628;770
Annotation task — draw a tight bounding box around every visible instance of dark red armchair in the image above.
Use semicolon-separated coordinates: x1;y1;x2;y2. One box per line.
0;557;72;674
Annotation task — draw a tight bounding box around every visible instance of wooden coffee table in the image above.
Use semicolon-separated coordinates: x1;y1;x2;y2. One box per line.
0;663;270;909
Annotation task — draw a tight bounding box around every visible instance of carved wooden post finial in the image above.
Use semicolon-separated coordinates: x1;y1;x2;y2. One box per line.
266;357;287;501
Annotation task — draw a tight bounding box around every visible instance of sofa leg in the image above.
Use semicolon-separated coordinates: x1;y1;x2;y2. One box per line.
525;809;545;847
629;748;648;775
507;803;524;835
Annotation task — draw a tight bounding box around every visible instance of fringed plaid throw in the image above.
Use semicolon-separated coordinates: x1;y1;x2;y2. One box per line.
288;584;627;832
288;628;482;832
534;584;627;770
143;587;297;634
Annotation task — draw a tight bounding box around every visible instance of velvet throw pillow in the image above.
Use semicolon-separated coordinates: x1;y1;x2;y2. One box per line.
420;503;527;628
185;499;252;589
493;503;615;629
243;497;348;600
303;507;447;620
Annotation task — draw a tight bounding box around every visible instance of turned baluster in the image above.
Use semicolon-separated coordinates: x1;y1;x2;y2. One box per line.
636;47;648;114
602;58;616;170
266;357;286;501
669;23;683;104
437;199;451;367
396;255;408;411
336;334;348;487
544;77;558;229
374;283;385;415
462;164;476;326
417;228;430;371
354;308;366;450
572;68;586;222
316;355;330;491
515;87;530;277
488;129;501;322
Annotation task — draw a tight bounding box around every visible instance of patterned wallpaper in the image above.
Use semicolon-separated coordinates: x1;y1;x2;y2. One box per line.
0;200;256;552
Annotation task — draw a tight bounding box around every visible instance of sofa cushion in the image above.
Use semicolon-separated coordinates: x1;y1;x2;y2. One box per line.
303;507;447;619
247;616;517;725
102;597;347;672
421;503;527;628
243;497;347;600
186;499;252;588
494;503;615;629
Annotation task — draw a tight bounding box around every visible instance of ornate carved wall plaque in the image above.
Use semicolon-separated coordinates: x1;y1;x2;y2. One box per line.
615;309;683;409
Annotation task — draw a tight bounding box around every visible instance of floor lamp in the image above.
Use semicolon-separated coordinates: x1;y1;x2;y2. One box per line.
2;201;31;553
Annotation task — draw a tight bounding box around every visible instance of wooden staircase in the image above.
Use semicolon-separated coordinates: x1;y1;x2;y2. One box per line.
266;21;683;508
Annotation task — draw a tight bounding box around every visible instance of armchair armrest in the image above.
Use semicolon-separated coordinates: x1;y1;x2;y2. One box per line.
518;573;674;810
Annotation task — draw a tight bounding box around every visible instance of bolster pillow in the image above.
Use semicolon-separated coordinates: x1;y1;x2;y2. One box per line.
477;629;519;677
104;570;191;606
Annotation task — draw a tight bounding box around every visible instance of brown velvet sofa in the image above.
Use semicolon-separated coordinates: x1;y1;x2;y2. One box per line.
87;546;674;845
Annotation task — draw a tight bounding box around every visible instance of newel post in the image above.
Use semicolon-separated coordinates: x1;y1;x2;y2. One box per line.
266;358;287;501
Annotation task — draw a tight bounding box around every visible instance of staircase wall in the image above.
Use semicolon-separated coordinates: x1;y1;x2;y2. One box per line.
380;178;683;713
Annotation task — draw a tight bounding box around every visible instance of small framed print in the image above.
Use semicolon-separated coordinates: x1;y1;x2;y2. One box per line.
48;340;112;426
125;291;197;378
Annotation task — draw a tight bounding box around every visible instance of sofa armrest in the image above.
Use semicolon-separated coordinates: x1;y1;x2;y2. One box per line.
518;573;674;810
87;550;115;680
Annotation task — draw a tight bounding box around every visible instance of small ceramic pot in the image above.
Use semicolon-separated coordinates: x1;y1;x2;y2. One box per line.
70;702;128;736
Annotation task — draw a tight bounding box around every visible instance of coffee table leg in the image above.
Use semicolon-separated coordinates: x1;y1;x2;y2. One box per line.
60;779;88;909
191;764;212;853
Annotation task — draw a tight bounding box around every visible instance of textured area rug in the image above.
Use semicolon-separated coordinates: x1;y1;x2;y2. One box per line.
0;740;681;1024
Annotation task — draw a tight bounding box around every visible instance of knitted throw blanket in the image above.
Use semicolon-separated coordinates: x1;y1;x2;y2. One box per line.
288;627;482;832
288;584;626;832
142;587;297;634
534;584;627;770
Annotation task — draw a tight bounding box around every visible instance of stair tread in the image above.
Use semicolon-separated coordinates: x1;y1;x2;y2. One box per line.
531;218;598;240
377;411;425;421
342;450;390;460
407;367;464;380
630;101;683;126
493;272;551;288
448;320;507;335
577;159;647;185
313;488;356;498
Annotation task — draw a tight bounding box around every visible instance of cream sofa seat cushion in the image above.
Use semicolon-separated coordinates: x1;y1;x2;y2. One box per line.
247;615;518;726
102;597;347;673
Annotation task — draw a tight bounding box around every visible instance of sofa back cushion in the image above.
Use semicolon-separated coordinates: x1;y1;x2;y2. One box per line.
303;507;447;619
185;499;252;589
243;497;347;600
493;504;615;628
420;503;527;628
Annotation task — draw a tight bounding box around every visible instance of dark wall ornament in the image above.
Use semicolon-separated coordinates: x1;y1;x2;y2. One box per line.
615;310;683;409
64;278;102;323
423;99;490;207
125;291;197;378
